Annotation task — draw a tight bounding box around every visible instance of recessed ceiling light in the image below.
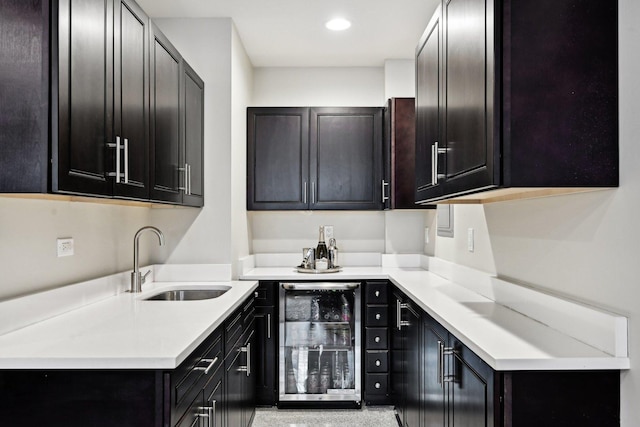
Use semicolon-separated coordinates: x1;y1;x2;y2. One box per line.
325;18;351;31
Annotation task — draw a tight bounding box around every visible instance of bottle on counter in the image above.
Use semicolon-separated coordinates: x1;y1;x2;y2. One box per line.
315;226;328;270
328;238;338;268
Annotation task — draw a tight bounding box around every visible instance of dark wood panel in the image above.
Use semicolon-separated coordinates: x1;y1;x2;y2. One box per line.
415;10;443;203
444;0;492;184
505;0;618;187
254;305;277;406
149;23;181;203
182;61;205;207
449;338;495;427
310;107;383;210
113;0;149;199
422;314;447;427
247;107;309;210
0;0;49;192
55;0;112;196
505;371;619;427
0;370;162;427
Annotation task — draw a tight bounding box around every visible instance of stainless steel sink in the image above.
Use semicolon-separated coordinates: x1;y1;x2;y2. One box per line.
144;287;230;301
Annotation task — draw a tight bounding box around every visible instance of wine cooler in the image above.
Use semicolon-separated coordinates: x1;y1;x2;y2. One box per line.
278;282;361;407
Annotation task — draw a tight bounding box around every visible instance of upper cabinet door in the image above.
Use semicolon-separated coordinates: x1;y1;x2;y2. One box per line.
442;0;496;194
310;107;383;210
113;0;149;200
55;0;113;196
247;108;310;210
149;23;182;204
415;7;443;204
181;61;205;207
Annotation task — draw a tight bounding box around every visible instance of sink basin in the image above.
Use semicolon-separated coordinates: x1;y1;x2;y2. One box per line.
144;286;231;301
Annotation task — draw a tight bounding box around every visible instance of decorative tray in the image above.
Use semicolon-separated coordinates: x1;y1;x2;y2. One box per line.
296;266;342;274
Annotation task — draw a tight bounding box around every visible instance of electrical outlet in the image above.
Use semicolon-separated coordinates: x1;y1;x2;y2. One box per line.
467;228;474;252
57;238;74;257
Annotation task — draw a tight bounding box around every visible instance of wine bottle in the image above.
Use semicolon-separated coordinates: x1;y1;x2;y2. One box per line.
315;226;328;270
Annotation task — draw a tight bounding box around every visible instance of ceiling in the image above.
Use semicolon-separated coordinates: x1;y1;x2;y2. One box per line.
135;0;440;67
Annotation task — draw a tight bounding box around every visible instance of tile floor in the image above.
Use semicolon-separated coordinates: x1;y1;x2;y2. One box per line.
251;406;399;427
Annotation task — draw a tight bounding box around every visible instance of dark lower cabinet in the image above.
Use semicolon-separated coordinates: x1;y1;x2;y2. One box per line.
391;289;422;427
254;282;277;406
225;297;256;427
364;281;391;405
393;290;620;427
0;294;257;427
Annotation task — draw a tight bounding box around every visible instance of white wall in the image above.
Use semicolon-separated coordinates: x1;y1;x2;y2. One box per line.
432;1;639;423
252;67;385;106
151;18;235;265
230;24;254;277
0;197;154;300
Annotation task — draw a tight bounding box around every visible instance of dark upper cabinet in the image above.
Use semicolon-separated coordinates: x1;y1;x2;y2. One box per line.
181;61;205;207
415;6;444;203
247;107;384;210
415;0;618;204
384;98;432;209
113;0;150;199
149;22;182;204
55;0;113;196
247;108;310;210
310;107;383;210
57;0;150;199
0;0;203;206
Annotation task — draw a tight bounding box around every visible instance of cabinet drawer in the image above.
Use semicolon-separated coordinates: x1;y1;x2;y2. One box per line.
365;282;388;304
255;282;277;306
365;373;389;395
365;327;388;350
225;309;243;356
172;330;222;423
365;351;388;373
366;305;388;327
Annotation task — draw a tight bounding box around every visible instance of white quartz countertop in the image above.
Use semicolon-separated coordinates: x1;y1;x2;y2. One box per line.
240;266;629;371
0;280;258;369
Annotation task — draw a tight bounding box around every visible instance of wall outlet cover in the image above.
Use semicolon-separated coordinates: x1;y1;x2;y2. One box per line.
57;238;74;257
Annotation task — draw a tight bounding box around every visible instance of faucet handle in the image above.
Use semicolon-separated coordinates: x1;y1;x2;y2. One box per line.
142;269;152;284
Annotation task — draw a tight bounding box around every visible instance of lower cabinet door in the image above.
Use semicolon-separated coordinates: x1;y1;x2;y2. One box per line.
203;367;224;427
423;314;447;426
255;305;276;405
448;338;494;427
175;392;203;427
226;346;244;427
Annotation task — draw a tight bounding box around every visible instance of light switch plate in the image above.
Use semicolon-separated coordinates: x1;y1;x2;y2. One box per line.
467;228;474;252
57;238;74;257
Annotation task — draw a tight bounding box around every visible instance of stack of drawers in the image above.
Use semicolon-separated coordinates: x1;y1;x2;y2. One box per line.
363;281;391;405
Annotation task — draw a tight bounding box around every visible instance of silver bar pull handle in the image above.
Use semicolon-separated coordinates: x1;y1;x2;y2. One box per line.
432;142;438;186
381;180;390;203
438;340;444;387
303;182;308;204
247;342;251;376
178;165;188;192
267;313;271;339
311;182;316;204
123;138;129;184
396;299;402;330
195;356;219;375
187;163;192;195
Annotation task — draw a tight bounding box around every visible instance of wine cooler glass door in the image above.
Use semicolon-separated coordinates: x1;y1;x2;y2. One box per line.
279;282;361;403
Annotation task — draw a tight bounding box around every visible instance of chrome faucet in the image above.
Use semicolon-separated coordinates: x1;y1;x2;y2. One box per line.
131;226;165;293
